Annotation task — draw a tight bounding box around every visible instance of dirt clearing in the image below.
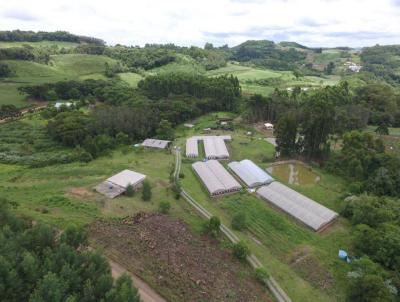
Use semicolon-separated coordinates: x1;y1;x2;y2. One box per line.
90;213;272;302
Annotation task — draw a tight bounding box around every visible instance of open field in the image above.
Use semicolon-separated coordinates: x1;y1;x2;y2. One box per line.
1;54;115;107
119;72;144;87
206;63;340;96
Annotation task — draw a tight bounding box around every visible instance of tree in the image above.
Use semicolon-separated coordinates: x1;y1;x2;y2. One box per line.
275;112;298;156
116;132;130;145
231;212;247;231
375;124;389;135
203;216;221;237
141;180;152;201
29;272;66;302
325;62;335;75
346;257;395;302
106;274;140;302
232;241;250;261
0;62;13;77
60;224;88;249
300;93;335;159
156;119;174;140
158;201;171;214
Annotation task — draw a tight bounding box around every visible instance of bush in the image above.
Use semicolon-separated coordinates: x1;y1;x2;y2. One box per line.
254;268;269;285
203;216;221;237
141;180;152;201
231;212;247;231
158;201;171;214
126;184;134;197
179;172;185;179
232;241;250;261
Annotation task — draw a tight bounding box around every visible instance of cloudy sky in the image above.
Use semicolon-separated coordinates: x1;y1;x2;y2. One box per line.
1;0;400;47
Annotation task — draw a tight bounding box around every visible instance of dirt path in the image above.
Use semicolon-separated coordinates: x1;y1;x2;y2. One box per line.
108;258;167;302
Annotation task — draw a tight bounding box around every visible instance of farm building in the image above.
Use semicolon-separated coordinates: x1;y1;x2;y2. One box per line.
192;160;241;197
95;169;146;198
142;138;170;149
257;182;338;232
185;136;231;159
186;138;199;158
228;159;274;188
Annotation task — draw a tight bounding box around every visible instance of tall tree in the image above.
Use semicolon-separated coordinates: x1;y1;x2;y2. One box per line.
275;112;298;157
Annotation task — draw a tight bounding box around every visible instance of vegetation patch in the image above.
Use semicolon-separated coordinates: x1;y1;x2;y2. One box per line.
90;213;272;302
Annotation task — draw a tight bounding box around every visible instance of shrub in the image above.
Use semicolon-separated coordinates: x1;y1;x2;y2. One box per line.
232;241;250;261
203;216;221;237
231;212;247;231
158;201;171;214
126;184;134;197
141;180;152;201
254;268;269;285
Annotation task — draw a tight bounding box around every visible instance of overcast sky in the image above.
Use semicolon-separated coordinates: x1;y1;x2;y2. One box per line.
1;0;400;48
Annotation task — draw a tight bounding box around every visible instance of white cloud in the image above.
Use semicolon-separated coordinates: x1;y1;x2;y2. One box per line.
0;0;399;47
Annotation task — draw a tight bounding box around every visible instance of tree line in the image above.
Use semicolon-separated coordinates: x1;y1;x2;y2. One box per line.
0;30;105;45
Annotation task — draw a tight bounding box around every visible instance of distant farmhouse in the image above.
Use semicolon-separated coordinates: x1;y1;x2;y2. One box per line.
344;61;362;72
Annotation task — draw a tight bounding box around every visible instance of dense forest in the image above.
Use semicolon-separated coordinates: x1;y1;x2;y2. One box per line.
0;199;140;302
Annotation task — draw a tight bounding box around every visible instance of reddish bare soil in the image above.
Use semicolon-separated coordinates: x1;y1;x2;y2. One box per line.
90;213;272;302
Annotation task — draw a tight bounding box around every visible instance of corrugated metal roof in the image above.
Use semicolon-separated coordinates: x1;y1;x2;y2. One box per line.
257;182;338;231
228;159;274;187
107;169;146;189
142;139;170;149
192;160;241;196
186;136;231;159
186;138;199;157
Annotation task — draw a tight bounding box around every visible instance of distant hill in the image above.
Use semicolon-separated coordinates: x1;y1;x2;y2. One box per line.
0;30;105;45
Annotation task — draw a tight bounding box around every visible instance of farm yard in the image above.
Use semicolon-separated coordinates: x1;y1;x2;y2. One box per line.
0;110;354;302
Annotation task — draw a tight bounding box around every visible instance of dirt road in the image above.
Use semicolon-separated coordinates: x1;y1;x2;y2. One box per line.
109;258;167;302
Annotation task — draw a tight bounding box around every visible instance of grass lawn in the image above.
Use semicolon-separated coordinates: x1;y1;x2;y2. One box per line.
118;72;144;87
1;54;117;107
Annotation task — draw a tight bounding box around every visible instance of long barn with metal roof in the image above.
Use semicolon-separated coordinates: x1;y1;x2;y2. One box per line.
228;159;274;188
185;136;231;159
257;182;338;232
192;160;241;196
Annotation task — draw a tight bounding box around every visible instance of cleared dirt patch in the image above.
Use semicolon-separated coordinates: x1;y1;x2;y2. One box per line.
90;213;272;302
289;246;333;291
69;187;93;198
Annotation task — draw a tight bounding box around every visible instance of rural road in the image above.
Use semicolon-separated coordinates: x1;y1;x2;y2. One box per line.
109;258;167;302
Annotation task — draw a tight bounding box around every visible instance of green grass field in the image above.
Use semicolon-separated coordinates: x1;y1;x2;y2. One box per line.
118;72;144;87
1;54;116;107
206;63;341;96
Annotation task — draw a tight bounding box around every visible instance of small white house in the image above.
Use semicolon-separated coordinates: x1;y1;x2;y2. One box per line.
264;123;274;130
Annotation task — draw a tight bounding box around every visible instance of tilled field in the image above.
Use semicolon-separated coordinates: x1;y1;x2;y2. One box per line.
90;213;272;302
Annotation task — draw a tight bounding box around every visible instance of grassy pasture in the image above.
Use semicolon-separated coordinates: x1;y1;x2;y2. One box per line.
206;63;341;96
1;54;116;107
118;72;144;87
